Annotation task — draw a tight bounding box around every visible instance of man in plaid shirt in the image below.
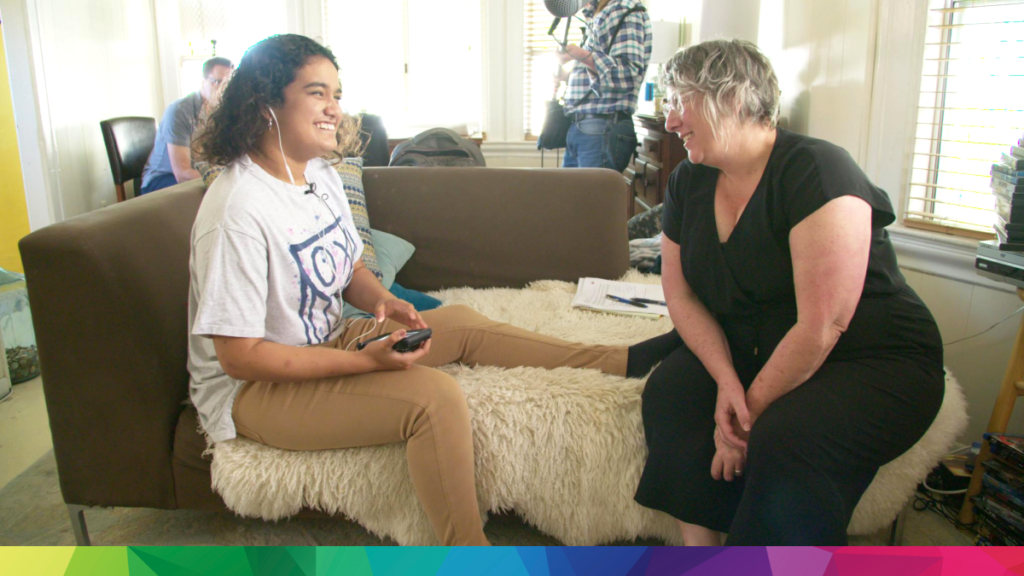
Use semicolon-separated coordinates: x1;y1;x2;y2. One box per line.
557;0;652;172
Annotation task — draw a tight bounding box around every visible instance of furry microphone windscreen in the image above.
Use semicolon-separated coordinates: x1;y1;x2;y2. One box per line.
543;0;582;18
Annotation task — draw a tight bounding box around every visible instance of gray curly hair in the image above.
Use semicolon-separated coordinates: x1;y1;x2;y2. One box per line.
662;39;781;142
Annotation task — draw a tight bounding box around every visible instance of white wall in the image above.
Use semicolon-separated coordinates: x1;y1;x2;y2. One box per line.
904;270;1023;446
700;0;759;43
24;0;164;218
754;0;877;164
9;0;305;224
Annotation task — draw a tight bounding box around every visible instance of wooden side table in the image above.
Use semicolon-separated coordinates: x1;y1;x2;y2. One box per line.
625;114;688;218
959;287;1024;524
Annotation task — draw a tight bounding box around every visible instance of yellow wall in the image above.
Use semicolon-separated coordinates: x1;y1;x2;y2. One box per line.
0;24;31;274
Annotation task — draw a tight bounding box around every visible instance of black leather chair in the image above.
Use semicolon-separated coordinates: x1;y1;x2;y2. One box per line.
358;113;390;167
99;117;156;202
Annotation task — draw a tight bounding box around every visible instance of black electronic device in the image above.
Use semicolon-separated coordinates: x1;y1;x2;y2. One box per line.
356;328;433;353
925;455;972;493
977;240;1024;287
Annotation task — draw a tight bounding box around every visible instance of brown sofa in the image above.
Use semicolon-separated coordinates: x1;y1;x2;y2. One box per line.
19;167;630;545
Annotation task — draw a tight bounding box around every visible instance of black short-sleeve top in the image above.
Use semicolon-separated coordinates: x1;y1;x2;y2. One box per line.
661;128;906;320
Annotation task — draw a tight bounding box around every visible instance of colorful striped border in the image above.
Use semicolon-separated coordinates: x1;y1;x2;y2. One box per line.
2;546;1024;575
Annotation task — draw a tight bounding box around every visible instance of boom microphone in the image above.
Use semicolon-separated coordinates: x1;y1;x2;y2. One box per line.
543;0;582;18
547;17;561;36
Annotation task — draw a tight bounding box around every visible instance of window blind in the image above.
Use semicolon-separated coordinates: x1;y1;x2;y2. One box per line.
905;0;1024;239
523;0;584;139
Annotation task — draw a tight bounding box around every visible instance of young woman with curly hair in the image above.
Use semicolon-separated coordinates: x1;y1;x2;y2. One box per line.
187;34;632;546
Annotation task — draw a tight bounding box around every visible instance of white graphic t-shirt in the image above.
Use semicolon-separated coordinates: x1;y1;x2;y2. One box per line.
187;155;364;442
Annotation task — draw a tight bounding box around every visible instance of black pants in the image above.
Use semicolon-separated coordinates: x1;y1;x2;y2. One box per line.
633;332;944;545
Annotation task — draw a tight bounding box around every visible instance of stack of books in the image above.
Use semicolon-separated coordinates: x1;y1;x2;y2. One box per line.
975;434;1024;545
993;136;1024;251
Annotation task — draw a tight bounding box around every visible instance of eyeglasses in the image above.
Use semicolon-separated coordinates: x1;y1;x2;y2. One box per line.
661;97;683;115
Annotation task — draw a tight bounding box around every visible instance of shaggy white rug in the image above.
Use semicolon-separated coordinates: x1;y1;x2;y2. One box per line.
208;271;968;545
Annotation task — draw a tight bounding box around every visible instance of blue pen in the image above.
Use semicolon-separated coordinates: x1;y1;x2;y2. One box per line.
631;297;668;306
607;294;648;308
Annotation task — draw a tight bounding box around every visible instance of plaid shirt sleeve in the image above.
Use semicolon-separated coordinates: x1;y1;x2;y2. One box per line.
565;0;652;115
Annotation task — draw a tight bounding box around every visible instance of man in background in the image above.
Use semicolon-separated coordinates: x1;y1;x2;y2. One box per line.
139;57;233;194
557;0;651;172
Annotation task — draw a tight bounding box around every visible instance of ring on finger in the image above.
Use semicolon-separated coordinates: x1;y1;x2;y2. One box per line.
734;469;743;475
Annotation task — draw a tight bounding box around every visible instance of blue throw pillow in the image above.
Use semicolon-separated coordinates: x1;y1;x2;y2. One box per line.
370;229;416;290
389;282;442;312
342;229;419;318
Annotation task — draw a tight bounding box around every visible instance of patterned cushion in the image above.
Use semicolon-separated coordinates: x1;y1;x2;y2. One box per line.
194;158;383;281
626;203;665;241
196;161;226;188
332;158;383;281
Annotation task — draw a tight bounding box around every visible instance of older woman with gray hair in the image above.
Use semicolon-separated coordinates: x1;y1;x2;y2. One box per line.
629;39;945;545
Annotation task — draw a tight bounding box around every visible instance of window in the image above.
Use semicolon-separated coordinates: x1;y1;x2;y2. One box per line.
177;0;284;97
322;0;483;138
523;0;583;139
905;0;1024;239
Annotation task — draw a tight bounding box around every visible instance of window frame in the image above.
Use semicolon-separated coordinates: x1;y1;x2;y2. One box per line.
901;0;1024;240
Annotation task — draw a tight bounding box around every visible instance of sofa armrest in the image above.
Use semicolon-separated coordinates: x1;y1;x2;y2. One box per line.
19;182;205;509
362;167;630;290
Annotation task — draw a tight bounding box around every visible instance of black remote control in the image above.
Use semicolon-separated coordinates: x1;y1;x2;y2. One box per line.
356;328;433;353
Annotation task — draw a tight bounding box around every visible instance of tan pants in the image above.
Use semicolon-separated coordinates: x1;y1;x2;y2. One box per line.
232;304;626;546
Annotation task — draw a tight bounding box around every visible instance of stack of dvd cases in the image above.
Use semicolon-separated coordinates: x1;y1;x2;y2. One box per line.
976;434;1024;545
993;136;1024;251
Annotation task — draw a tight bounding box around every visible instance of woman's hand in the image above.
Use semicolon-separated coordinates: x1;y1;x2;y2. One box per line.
359;329;432;371
374;298;428;330
711;425;746;482
715;379;752;449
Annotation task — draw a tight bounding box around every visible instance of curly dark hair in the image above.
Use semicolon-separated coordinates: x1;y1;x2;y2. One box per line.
195;34;340;166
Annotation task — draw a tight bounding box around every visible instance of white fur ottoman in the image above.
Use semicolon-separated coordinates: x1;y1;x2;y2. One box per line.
207;271;968;545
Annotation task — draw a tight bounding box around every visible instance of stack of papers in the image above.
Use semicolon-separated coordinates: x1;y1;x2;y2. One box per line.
571;277;668;319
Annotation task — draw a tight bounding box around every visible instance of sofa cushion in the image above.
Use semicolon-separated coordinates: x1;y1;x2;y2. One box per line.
172;405;228;512
333;158;383;281
389;282;443;312
204;272;967;545
370;228;415;288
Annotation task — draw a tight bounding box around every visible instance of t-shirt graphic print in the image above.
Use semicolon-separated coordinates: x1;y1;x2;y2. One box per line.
291;211;361;345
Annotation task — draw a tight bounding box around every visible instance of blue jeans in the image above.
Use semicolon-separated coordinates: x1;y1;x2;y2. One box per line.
563;116;637;172
139;172;178;195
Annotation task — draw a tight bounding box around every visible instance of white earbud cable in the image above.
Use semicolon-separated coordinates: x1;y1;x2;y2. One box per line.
268;108;296;185
270;107;367;347
345;316;380;351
